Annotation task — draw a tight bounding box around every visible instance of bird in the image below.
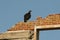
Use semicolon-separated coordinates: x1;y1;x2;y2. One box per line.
24;10;32;22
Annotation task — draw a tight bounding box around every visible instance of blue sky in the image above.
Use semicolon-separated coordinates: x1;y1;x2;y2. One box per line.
39;30;60;40
0;0;60;40
40;30;60;40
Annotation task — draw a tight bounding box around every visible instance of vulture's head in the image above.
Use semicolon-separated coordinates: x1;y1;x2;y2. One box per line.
29;10;32;13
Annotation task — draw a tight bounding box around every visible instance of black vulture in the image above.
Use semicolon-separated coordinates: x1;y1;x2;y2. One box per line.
24;10;32;22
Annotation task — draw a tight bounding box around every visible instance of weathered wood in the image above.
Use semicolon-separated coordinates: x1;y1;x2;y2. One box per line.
0;30;32;39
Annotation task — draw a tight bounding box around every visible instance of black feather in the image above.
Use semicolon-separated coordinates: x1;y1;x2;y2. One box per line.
24;10;32;22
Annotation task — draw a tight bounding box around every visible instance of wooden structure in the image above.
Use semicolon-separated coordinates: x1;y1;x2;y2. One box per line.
34;24;60;40
0;14;60;40
0;30;34;40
